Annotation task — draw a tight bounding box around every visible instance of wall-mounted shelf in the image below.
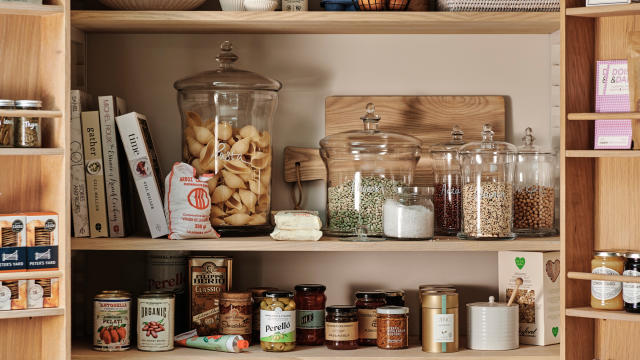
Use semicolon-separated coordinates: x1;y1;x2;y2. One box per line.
0;270;63;281
565;150;640;158
0;308;64;320
0;109;63;118
566;307;640;322
0;2;63;16
567;271;640;283
566;3;640;17
567;112;640;120
0;148;64;156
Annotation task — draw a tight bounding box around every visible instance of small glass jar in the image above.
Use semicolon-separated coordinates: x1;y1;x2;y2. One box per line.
591;251;624;310
260;291;296;352
294;284;327;345
376;306;409;350
249;287;277;343
383;187;434;240
325;305;358;350
15;100;42;148
355;291;386;346
220;292;253;342
623;253;640;313
376;290;405;306
0;99;15;147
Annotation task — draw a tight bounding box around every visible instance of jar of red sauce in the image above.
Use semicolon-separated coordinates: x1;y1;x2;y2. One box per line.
355;291;386;346
294;284;327;345
325;305;358;350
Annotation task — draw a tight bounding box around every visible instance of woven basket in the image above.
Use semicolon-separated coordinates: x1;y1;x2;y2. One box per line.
98;0;206;10
437;0;559;11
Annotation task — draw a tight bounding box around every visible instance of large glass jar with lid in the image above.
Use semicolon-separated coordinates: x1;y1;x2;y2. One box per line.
458;124;517;240
174;41;281;236
430;125;465;236
319;103;422;240
513;127;557;236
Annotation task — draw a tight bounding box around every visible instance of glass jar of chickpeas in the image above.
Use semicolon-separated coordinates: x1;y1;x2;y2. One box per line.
260;291;296;352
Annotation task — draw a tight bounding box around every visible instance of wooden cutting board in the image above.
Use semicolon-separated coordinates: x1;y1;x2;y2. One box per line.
285;95;506;186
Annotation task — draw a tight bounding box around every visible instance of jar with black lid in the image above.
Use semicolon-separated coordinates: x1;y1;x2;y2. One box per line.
624;253;640;313
378;290;405;306
355;291;386;346
294;284;326;345
325;305;358;350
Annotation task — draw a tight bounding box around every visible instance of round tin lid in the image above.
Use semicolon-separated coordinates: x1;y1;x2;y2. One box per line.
420;291;458;308
265;290;293;298
594;251;625;257
15;100;42;108
377;306;409;315
0;100;14;107
355;290;386;300
139;290;175;299
626;252;640;259
294;284;326;292
326;305;357;314
221;291;252;300
466;296;517;308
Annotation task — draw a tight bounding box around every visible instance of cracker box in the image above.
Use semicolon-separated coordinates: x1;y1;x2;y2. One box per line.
594;60;632;149
499;251;560;346
25;212;59;271
0;279;27;310
0;214;27;272
27;278;59;309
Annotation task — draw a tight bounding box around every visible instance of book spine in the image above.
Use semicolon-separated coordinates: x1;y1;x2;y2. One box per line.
81;111;109;238
70;90;90;238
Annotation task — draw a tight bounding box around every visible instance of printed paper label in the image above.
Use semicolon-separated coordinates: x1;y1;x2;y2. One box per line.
260;309;295;343
623;269;640;304
326;322;358;341
596;135;631;147
357;308;377;340
432;314;454;343
296;310;325;329
592;266;622;301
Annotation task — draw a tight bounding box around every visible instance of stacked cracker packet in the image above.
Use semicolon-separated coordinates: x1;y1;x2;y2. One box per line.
270;210;323;241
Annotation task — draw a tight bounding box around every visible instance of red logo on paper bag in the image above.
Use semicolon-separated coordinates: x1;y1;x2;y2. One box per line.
187;188;210;210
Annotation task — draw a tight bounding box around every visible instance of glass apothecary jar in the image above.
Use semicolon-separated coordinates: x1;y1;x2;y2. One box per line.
458;124;517;240
174;41;281;236
383;186;434;240
319;103;422;239
430;126;465;236
513;127;557;237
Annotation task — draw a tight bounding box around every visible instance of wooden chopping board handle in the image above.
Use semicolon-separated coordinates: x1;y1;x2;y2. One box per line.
283;146;326;183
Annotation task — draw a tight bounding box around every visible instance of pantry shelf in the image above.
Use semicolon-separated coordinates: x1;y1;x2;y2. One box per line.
0;270;62;281
565;150;640;158
566;307;640;322
0;2;64;16
567;112;640;120
70;11;560;34
566;3;640;17
0;307;64;320
567;271;640;283
0;109;63;118
0;148;64;156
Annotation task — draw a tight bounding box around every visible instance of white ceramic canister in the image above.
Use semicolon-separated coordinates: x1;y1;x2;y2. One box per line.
467;296;519;351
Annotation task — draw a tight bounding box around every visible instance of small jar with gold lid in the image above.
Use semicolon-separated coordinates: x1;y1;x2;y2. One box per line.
591;251;625;310
421;290;458;353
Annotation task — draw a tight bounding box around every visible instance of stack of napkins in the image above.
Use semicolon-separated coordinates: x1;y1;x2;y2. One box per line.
270;210;323;241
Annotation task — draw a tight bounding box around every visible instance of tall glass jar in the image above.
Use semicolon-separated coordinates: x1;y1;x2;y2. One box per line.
458;124;517;240
383;187;434;240
294;284;326;345
319;103;422;240
249;287;277;343
0;100;15;147
174;41;281;236
513;127;557;237
430;126;465;236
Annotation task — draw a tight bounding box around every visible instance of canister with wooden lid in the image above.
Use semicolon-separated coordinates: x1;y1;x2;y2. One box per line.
467;296;519;350
421;290;458;353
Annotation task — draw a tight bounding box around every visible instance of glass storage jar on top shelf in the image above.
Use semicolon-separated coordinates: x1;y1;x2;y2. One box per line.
174;41;281;236
319;103;422;240
458;124;517;240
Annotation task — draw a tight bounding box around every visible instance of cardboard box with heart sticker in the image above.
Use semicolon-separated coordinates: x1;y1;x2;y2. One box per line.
498;251;560;346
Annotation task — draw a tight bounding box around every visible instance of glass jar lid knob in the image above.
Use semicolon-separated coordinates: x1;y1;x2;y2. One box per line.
522;127;535;146
216;41;238;69
481;123;494;149
361;103;381;132
451;125;464;143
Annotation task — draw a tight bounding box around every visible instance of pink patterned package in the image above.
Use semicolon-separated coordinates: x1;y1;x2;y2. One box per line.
594;60;631;149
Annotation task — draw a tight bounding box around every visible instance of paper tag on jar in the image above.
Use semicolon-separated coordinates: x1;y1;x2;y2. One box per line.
432;314;454;343
592;266;622;301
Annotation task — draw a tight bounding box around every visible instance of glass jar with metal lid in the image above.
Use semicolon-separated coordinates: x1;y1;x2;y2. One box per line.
294;284;326;345
354;290;386;345
137;290;175;352
14;100;42;148
376;306;409;350
325;305;358;350
383;186;434;240
624;252;640;313
249;287;277;343
260;290;296;352
591;251;625;310
0;100;15;147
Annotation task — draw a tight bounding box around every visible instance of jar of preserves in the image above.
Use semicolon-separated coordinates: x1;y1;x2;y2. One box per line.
383;187;434;240
174;41;282;236
430;126;465;235
319;103;422;240
421;290;458;353
355;290;386;346
249;287;277;343
294;284;326;345
15;100;42;148
0;99;15;147
376;306;409;350
325;305;358;350
513;128;557;237
458;124;517;240
591;251;624;310
220;291;253;342
260;290;296;352
379;290;405;306
624;253;640;313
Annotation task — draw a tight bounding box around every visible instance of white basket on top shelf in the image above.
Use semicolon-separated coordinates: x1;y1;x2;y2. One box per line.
437;0;559;11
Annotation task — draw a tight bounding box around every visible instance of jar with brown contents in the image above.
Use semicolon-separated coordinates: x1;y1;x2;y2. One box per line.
355;291;386;346
294;284;326;345
220;292;252;343
376;306;408;350
325;305;358;350
14;100;42;148
0;100;15;147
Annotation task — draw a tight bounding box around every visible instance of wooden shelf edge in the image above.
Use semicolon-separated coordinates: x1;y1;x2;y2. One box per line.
0;109;63;118
567;271;640;283
567;112;640;120
565;150;640;158
0;307;64;320
0;270;62;281
0;148;64;156
566;3;640;17
0;2;64;16
566;307;640;322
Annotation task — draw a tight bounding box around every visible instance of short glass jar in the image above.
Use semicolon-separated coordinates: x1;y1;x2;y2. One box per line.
0;99;15;147
260;291;296;352
15;100;42;148
220;292;253;342
378;290;405;306
325;305;358;350
383;187;434;240
623;253;640;313
294;284;326;345
355;291;386;346
376;306;409;350
591;251;624;310
249;287;277;343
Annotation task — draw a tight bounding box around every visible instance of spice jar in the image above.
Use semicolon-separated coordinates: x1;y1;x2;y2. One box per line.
220;291;253;342
624;253;640;313
319;103;422;240
249;287;277;343
294;284;326;345
354;291;386;346
376;306;409;350
458;124;517;240
260;291;296;352
430;126;465;236
513;128;557;236
383;187;434;239
591;251;624;310
325;305;358;350
0;100;15;147
379;290;405;306
421;290;458;353
15;100;42;148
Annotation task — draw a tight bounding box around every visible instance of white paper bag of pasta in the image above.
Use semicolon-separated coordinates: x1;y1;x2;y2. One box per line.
164;162;219;240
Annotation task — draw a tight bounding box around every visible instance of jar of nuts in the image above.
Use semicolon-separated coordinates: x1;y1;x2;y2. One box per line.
0;100;15;147
15;100;42;148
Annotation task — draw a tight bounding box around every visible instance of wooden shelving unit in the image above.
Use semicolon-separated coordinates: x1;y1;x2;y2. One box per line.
0;2;63;15
566;307;640;322
567;112;640;120
566;3;640;17
0;270;63;281
565;150;640;157
0;308;65;320
0;148;65;156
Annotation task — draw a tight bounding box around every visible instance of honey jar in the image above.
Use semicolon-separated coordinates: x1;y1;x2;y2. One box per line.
591;251;624;310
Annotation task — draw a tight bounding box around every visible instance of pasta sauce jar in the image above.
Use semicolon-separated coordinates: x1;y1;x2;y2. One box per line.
624;253;640;313
294;284;326;345
325;305;358;350
591;251;624;310
355;291;386;346
220;292;253;342
376;306;409;350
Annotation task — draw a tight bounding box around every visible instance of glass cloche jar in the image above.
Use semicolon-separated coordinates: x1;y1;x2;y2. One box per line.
174;41;282;236
319;103;422;240
458;124;517;240
513;127;557;237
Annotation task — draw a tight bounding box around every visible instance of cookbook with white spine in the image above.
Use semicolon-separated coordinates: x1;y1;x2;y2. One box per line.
70;90;93;238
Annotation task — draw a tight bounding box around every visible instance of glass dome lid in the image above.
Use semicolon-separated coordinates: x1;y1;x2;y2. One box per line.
517;127;554;155
458;124;517;155
430;125;465;153
173;41;282;92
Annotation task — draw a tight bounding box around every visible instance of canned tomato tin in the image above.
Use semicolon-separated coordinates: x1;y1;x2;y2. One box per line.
93;290;131;352
138;290;175;352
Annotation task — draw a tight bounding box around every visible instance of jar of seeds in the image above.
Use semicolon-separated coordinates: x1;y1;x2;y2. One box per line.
514;128;557;237
15;100;42;148
458;124;517;240
0;100;15;147
319;103;422;240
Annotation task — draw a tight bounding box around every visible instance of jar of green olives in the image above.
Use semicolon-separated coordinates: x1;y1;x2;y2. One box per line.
260;290;296;352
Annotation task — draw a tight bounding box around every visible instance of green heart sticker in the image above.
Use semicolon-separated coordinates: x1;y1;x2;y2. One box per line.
515;257;526;270
552;327;559;337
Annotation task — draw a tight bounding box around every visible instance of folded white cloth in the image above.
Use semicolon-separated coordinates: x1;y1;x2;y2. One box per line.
273;210;322;231
270;228;323;241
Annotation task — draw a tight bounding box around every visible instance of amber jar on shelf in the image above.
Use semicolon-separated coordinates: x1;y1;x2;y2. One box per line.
355;291;386;346
325;305;359;350
376;306;409;350
220;292;253;343
379;290;405;306
591;251;624;310
294;284;327;345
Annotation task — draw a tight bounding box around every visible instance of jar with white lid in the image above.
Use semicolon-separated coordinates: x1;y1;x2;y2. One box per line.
467;296;519;351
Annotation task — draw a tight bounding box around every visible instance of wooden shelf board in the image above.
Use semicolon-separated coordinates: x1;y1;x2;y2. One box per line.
70;11;560;34
0;270;62;281
0;148;64;156
0;109;63;118
567;271;640;283
565;150;640;158
566;3;640;17
566;307;640;322
0;2;63;16
71;235;560;252
567;112;640;120
0;307;64;320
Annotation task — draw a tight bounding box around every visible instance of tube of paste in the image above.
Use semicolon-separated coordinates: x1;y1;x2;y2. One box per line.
175;330;249;353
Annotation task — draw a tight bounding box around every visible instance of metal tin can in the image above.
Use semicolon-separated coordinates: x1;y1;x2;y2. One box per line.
137;290;175;352
146;251;187;332
421;290;459;353
93;290;131;352
188;256;233;336
14;100;42;148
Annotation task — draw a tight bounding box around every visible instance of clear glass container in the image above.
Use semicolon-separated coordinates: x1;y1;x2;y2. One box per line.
383;186;434;240
458;124;517;240
0;100;15;147
430;126;465;236
15;100;42;148
260;291;296;352
174;41;281;236
513;127;557;237
319;103;422;240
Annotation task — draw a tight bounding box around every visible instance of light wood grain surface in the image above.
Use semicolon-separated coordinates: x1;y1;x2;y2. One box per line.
565;150;640;157
566;307;640;322
0;270;63;281
0;109;63;118
567;112;640;120
567;271;640;283
283;147;325;183
0;2;62;15
567;3;640;17
0;308;65;320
